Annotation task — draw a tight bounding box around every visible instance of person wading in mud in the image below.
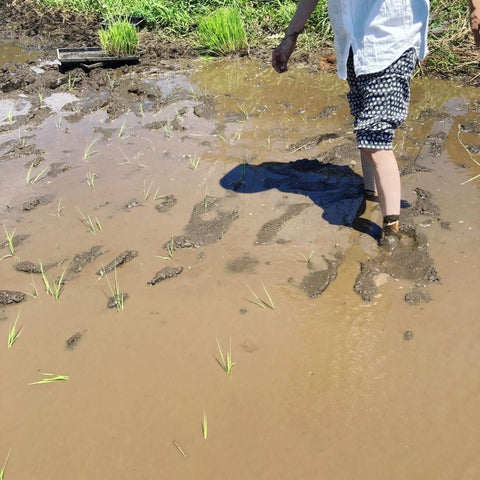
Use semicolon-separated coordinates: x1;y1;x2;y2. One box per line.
272;0;429;248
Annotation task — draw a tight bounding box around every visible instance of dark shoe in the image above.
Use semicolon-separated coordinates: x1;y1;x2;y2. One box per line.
379;221;402;251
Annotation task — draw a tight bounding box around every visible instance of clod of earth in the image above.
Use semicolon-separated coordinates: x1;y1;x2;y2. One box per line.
64;245;105;282
96;250;138;277
15;259;60;274
148;266;183;286
404;330;414;341
155;194;177;213
286;133;339;152
22;194;55;211
227;255;260;273
408;187;441;217
405;285;432;305
300;255;341;298
124;199;143;210
66;332;82;350
0;290;25;304
108;293;128;309
255;203;311;245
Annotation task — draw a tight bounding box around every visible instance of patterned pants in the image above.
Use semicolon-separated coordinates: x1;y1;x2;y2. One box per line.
346;48;417;150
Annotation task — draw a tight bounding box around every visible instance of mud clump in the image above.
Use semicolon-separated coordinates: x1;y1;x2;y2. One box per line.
408;187;440;217
66;332;82;350
300;255;341;298
354;225;440;302
227;255;260;273
108;293;128;309
286;133;339;152
0;290;25;305
155;194;177;213
165;196;239;251
404;330;414;341
256;203;311;245
15;259;61;274
22;194;55;211
148;266;183;286
65;245;106;282
405;285;432;305
96;250;138;277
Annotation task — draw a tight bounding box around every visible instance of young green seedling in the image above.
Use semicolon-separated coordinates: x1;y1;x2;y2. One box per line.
104;266;125;311
7;311;22;349
0;448;11;480
143;179;153;201
40;262;65;299
246;282;275;310
76;207;102;235
202;410;208;439
82;138;98;161
298;247;316;265
25;163;49;184
50;198;63;218
156;237;174;261
1;224;15;260
189;155;200;170
86;172;97;189
216;337;235;374
29;373;69;385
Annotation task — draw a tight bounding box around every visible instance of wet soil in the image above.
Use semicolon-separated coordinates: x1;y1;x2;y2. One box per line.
1;3;480;480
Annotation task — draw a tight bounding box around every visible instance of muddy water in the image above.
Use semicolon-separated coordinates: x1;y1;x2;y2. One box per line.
1;58;480;479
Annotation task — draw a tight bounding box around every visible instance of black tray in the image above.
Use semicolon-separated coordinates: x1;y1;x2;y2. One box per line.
57;47;140;72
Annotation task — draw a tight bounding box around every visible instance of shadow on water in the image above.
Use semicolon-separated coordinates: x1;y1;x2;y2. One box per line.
219;158;377;234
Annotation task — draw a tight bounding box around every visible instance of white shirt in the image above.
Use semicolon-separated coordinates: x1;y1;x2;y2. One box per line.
327;0;429;79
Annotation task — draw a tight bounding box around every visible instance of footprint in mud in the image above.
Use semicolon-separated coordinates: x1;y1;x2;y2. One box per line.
162;195;239;252
354;187;443;303
299;253;343;298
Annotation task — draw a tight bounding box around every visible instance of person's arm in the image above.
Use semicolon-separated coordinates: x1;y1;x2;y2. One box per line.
272;0;320;73
468;0;480;46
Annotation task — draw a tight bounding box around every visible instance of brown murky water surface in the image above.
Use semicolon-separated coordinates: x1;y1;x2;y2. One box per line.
1;58;480;479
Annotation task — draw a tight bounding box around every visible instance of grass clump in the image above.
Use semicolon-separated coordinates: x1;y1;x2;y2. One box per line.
99;18;139;56
197;6;247;56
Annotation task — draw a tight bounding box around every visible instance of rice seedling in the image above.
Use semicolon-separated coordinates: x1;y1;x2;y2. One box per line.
203;187;213;212
106;71;116;90
99;19;139;56
25;163;49;184
67;73;77;92
82;138;98;161
246;282;275;310
7;312;22;349
143;179;153;201
197;6;247;56
104;266;125;311
40;262;66;299
38;92;44;106
76;207;102;235
50;198;64;218
0;448;11;480
1;224;15;261
26;275;39;299
7;106;13;124
202;410;208;439
29;372;69;385
86;172;97;189
298;247;316;265
139;103;145;118
55;116;63;130
172;441;187;458
156;237;174;261
216;337;235;375
189;154;200;170
117;119;127;139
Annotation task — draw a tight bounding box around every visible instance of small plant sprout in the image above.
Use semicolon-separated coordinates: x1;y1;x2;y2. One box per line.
156;237;174;261
105;266;125;311
67;73;77;92
139;103;145;118
50;198;64;218
203;187;214;212
40;262;65;299
172;441;187;458
55;116;63;130
1;224;16;261
189;154;201;170
202;410;208;439
82;138;98;161
76;207;102;235
117;119;127;139
246;282;275;310
0;448;11;480
25;163;48;184
7;311;22;349
86;172;97;189
29;372;69;385
27;275;39;299
143;180;154;201
298;247;316;265
38;92;44;106
7;106;14;124
216;337;235;374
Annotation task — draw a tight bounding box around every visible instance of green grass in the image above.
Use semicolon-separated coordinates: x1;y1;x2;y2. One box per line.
7;312;22;349
0;449;11;480
29;372;70;385
99;18;139;56
197;6;247;56
216;337;235;374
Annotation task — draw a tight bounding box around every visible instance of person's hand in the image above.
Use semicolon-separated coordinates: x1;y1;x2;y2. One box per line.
470;4;480;46
272;35;297;73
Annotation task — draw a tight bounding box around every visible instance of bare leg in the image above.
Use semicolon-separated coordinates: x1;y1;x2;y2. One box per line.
360;150;377;196
360;148;401;238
